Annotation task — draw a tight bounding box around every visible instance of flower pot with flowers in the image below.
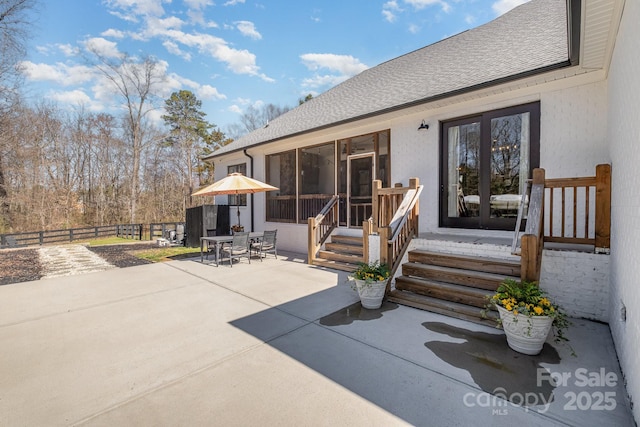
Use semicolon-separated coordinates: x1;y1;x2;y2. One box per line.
349;261;390;309
487;279;571;355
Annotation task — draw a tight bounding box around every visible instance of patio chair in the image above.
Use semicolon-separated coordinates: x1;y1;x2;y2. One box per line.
220;231;250;267
251;230;277;261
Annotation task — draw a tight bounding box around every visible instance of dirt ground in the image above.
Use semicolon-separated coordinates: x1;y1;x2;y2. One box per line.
0;243;156;286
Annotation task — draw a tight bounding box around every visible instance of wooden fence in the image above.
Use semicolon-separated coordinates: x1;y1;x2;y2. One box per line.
0;222;184;249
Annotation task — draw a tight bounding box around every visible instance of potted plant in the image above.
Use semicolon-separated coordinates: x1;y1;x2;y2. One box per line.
487;279;571;355
349;261;390;309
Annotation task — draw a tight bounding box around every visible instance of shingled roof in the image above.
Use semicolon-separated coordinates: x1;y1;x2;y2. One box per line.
209;0;569;158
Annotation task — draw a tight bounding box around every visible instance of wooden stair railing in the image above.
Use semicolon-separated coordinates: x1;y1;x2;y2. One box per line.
376;178;423;293
543;163;611;253
307;195;339;264
518;163;612;282
521;169;545;282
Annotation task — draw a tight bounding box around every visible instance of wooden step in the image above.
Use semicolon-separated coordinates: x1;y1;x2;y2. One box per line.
325;242;363;255
409;250;521;276
330;235;363;246
318;250;363;264
402;262;517;291
395;276;493;308
388;290;499;327
312;258;358;272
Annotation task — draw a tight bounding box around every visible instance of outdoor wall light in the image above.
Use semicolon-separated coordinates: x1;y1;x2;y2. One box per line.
418;120;429;130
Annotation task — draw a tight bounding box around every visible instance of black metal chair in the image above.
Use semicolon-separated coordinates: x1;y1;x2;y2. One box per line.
251;230;277;261
221;232;250;267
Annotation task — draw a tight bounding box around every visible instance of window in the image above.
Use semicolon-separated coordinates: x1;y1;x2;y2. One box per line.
440;102;540;230
227;163;247;206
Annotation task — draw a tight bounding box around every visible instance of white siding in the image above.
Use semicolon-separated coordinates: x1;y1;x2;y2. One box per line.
607;0;640;421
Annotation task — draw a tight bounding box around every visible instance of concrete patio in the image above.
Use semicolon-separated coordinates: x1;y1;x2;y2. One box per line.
0;251;634;426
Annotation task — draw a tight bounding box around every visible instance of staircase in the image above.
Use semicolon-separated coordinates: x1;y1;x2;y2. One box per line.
388;249;521;326
312;234;363;272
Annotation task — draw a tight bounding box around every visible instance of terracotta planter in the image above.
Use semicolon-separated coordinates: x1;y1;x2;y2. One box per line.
354;279;387;309
497;306;553;355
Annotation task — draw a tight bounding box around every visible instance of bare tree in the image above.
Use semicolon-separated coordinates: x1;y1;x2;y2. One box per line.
88;50;167;223
0;0;37;230
226;103;291;140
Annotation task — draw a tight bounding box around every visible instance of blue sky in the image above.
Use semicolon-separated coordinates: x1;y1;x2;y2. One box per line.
22;0;528;133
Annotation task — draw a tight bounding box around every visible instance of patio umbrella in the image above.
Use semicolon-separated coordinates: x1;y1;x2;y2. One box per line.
192;173;278;228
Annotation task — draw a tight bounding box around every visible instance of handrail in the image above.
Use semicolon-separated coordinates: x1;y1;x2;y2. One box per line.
307;195;339;264
377;178;422;293
511;179;532;255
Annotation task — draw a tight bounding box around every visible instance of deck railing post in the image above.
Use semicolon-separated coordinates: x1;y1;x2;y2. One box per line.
595;164;611;253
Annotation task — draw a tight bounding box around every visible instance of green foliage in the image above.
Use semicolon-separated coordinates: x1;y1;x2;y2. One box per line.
487;279;572;346
351;261;390;283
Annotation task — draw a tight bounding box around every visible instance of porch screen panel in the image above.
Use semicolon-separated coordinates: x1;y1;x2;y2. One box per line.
447;122;480;218
299;143;335;222
266;150;296;223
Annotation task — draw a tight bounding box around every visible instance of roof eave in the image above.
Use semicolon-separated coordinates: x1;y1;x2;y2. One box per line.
205;60;573;161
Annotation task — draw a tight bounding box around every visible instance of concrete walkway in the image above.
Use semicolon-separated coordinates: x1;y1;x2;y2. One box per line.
0;252;634;426
38;244;116;279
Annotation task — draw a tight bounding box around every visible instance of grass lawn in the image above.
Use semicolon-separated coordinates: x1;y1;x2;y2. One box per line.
87;237;201;262
133;246;201;262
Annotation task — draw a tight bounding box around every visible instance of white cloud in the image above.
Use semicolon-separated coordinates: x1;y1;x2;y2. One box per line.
302;74;350;89
492;0;529;15
162;30;273;81
104;0;166;17
20;61;97;86
382;1;401;23
300;53;368;76
101;28;126;39
235;21;262;40
382;10;397;23
465;14;476;25
223;0;245;5
48;90;104;111
184;0;213;9
84;37;122;58
404;0;450;13
198;84;226;100
163;40;192;60
57;43;79;56
408;24;420;34
228;104;243;114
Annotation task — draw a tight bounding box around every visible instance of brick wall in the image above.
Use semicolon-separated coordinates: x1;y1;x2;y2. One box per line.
539;250;609;322
607;0;640;421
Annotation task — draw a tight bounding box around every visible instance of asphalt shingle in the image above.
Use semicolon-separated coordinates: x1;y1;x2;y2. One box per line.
210;0;568;158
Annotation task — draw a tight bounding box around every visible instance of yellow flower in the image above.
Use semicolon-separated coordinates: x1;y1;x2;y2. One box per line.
533;306;544;315
505;304;513;311
513;310;518;315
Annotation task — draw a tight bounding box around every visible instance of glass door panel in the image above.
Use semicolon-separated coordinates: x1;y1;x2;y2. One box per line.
489;112;529;219
348;153;375;228
446;122;481;219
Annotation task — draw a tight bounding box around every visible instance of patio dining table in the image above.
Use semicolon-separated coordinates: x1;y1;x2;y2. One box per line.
200;232;264;266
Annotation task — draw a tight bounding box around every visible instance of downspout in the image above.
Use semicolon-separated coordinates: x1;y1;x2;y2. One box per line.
243;149;254;232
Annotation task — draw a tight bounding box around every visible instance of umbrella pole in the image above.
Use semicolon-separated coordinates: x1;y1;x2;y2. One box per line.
236;191;241;227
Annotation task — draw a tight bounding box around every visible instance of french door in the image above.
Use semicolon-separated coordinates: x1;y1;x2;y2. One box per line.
440;102;540;230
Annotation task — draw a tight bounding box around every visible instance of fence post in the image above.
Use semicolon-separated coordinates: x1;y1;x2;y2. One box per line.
39;231;44;245
138;224;143;240
69;229;74;242
595;164;611;253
